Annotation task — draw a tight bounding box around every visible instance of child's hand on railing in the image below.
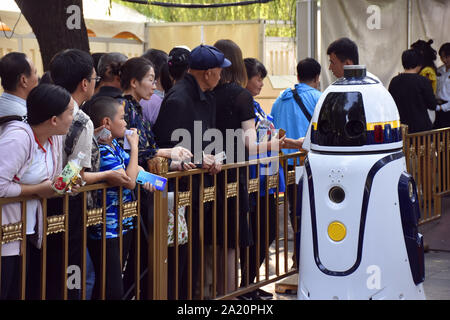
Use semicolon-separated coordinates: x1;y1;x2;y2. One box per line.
142;182;156;192
105;170;131;186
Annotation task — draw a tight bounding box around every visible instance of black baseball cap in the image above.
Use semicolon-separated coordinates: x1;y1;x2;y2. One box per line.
189;44;231;70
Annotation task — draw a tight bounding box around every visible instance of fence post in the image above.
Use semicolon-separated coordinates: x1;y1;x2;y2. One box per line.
152;187;168;300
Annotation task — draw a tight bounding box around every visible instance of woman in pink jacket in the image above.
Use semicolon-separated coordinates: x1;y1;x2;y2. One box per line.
0;84;74;299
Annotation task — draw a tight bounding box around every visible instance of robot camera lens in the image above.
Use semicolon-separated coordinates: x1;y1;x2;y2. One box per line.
329;186;345;203
344;120;365;138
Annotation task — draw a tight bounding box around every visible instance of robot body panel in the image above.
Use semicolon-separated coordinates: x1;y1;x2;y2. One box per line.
299;66;426;300
299;151;425;299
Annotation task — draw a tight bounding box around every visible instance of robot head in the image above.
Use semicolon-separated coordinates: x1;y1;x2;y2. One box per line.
308;66;402;152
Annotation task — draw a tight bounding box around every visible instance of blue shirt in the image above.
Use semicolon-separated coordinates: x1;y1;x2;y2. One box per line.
89;139;134;240
249;100;286;196
270;83;321;165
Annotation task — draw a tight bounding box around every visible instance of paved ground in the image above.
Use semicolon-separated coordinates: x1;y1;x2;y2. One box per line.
418;197;450;252
257;196;450;300
422;250;450;300
261;250;450;300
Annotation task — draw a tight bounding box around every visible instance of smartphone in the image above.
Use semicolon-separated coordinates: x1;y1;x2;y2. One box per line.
191;152;204;168
136;170;167;191
123;130;134;150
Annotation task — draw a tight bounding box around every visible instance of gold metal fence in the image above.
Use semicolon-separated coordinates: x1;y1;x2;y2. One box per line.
402;125;450;224
0;151;305;300
3;122;449;300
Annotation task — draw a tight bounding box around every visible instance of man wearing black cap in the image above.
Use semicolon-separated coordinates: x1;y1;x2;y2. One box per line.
153;44;230;299
154;44;230;170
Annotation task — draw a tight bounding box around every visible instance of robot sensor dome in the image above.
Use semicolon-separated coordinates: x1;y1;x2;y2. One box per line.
309;66;402;151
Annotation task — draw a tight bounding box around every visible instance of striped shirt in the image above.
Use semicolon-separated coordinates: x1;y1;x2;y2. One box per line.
89;139;134;240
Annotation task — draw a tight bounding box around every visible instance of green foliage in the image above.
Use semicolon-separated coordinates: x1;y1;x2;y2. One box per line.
114;0;296;37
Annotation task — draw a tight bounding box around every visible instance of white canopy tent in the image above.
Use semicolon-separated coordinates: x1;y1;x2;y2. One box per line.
0;0;151;41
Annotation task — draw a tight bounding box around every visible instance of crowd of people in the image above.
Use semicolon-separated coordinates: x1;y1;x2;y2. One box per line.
0;35;448;300
389;40;450;133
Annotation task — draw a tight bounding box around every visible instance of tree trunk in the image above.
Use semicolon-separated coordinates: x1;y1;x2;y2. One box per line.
15;0;90;71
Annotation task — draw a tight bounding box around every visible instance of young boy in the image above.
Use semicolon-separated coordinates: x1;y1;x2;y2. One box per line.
86;96;154;299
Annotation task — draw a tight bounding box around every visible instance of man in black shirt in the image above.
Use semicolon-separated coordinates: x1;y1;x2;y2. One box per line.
153;44;229;299
154;45;229;169
389;49;437;133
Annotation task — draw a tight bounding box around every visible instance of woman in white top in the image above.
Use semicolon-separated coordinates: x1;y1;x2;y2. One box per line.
0;84;74;299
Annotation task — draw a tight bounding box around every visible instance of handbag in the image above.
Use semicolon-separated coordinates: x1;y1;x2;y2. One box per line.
167;192;188;247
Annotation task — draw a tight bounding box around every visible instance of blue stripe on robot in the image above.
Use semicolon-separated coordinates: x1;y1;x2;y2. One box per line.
305;151;404;276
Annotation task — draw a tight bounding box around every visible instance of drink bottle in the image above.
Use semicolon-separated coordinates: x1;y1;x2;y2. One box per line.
52;151;85;194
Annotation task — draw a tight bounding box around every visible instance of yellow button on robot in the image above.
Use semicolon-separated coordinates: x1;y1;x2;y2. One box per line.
328;221;346;242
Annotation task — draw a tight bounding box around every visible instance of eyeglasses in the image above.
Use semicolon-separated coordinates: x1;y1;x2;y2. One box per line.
88;76;101;83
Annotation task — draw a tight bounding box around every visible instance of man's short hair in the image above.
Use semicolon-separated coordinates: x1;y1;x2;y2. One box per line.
86;96;121;128
0;52;32;91
297;58;321;82
327;37;359;65
439;43;450;57
50;49;94;94
402;49;422;70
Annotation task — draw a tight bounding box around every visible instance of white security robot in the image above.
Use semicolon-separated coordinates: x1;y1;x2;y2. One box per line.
298;66;426;300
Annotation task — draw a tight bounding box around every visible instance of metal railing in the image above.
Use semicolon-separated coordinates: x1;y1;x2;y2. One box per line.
0;151;305;300
402;125;450;224
2;122;449;300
